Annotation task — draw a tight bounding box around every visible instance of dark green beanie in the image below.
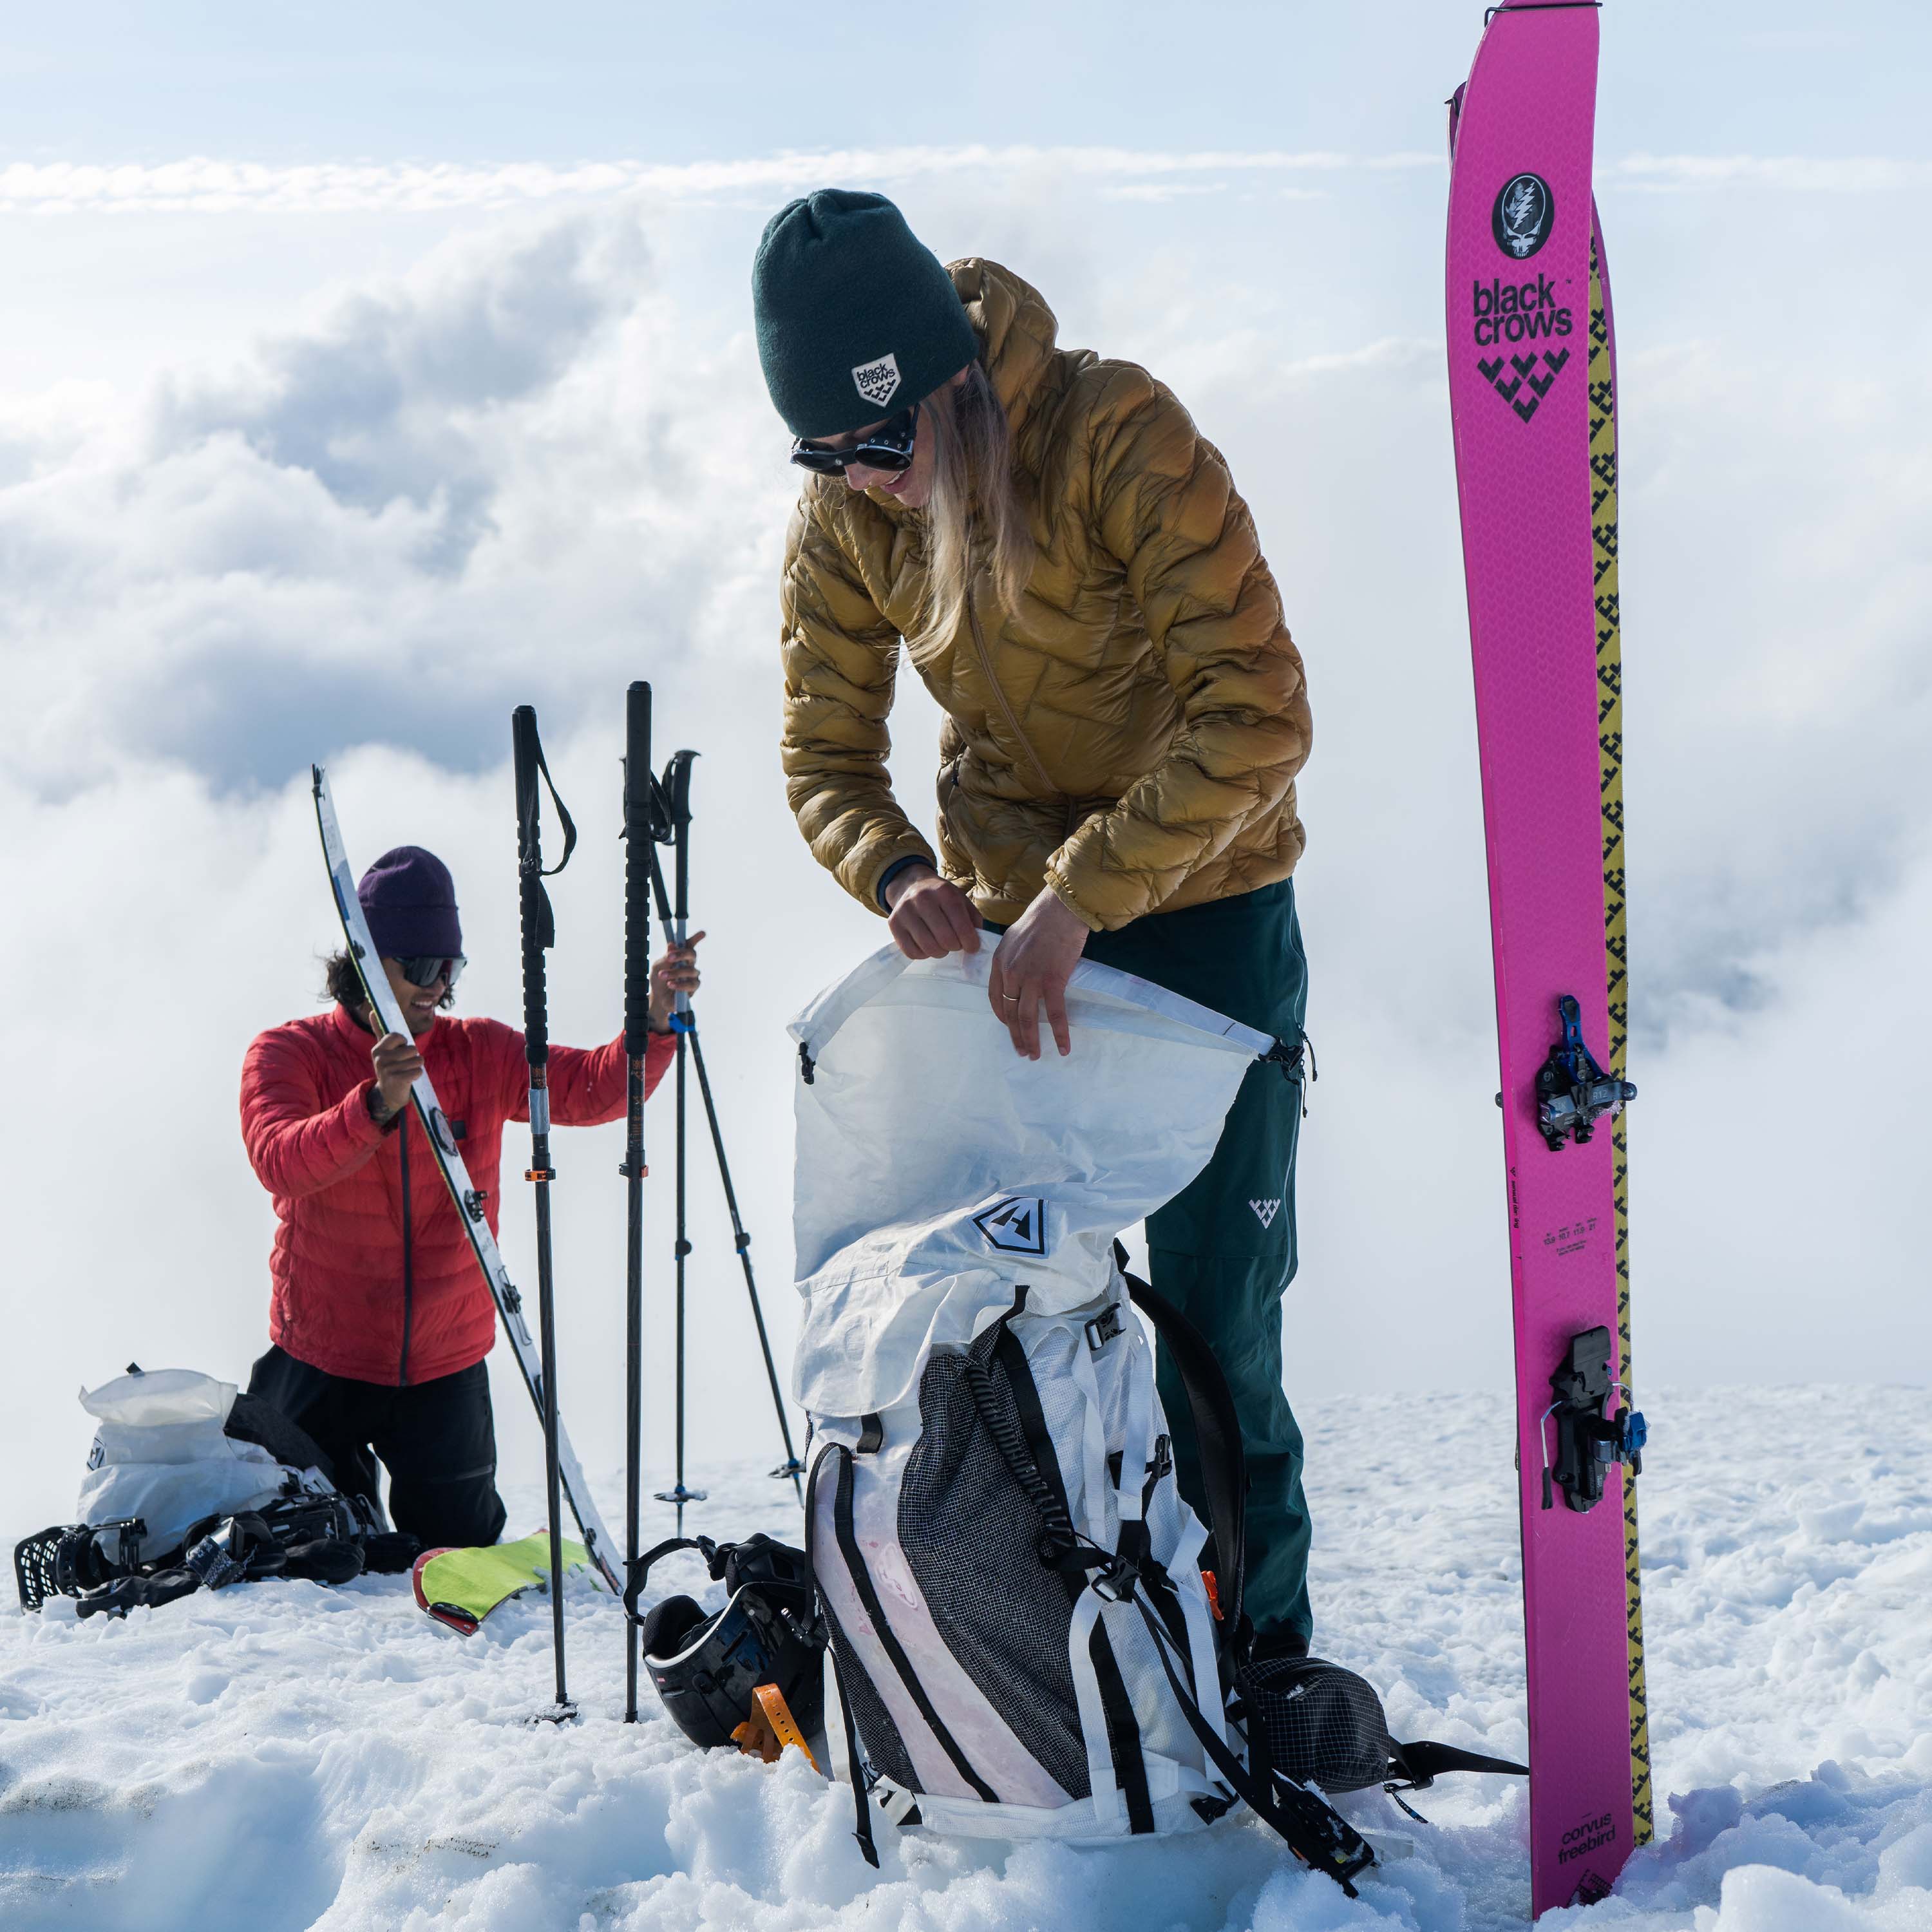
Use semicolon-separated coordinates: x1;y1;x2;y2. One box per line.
753;189;980;439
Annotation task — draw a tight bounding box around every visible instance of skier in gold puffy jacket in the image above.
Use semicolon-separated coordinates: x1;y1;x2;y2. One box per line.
755;189;1315;1656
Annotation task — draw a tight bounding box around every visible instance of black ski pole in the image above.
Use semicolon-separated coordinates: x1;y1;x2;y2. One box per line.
511;703;578;1723
686;1026;806;1500
645;753;803;1504
650;752;705;1531
620;681;652;1723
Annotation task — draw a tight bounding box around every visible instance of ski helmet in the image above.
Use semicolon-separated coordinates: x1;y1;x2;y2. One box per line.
635;1533;825;1750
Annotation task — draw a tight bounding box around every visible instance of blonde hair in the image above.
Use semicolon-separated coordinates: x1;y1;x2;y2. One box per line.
913;359;1034;652
808;365;1036;653
818;359;1034;653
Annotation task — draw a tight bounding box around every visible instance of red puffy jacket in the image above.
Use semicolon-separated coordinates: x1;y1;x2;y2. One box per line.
241;1002;676;1385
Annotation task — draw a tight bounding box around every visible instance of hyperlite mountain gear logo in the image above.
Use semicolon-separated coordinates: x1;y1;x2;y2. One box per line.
1251;1198;1282;1229
973;1196;1046;1256
1468;272;1574;423
851;352;902;410
1493;173;1554;259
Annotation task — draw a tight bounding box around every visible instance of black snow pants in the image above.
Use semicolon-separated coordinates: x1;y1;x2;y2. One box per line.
246;1346;508;1550
993;876;1314;1649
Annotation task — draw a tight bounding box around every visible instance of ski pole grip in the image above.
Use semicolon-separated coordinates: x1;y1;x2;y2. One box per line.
513;705;550;1066
623;682;654;1057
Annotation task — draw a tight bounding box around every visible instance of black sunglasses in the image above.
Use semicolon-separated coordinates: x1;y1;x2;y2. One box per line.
395;954;466;990
790;401;920;476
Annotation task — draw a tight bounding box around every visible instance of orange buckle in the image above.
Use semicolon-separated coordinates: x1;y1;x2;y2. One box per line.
1202;1569;1224;1622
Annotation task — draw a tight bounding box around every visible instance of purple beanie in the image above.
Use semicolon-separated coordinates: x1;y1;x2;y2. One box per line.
357;846;462;959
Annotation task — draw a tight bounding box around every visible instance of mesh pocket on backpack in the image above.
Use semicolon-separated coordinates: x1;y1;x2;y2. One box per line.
896;1350;1088;1801
1242;1656;1396;1793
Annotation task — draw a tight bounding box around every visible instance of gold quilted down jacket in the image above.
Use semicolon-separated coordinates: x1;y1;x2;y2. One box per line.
779;258;1310;933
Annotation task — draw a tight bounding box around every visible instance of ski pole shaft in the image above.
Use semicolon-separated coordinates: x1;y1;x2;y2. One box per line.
688;1028;804;1500
645;834;705;1528
665;753;696;1528
513;703;571;1718
620;680;652;1723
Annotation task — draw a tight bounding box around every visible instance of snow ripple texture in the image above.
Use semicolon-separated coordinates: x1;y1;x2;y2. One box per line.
3;1386;1927;1931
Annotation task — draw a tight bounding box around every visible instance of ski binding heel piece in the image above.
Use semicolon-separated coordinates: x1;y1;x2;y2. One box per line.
1540;1327;1646;1513
1533;994;1636;1151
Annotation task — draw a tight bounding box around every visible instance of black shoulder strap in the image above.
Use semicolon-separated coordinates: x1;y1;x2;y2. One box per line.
1115;1242;1249;1639
1388;1738;1528;1788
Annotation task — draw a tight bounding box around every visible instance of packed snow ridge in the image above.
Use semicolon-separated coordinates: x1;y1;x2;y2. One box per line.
3;1385;1927;1931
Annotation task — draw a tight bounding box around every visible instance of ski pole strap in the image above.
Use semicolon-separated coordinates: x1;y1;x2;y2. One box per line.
1387;1738;1528;1788
1115;1247;1250;1638
512;706;577;880
513;705;577;1063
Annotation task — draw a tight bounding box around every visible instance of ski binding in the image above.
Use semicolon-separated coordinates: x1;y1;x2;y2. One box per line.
1541;1326;1647;1513
1533;994;1636;1151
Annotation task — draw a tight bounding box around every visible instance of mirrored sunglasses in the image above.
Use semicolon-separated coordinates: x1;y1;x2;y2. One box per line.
789;401;920;476
395;954;466;990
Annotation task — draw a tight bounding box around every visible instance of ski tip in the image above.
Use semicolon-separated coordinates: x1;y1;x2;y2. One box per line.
310;763;325;793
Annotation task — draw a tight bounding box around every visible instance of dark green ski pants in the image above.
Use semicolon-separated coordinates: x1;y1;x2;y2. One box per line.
1081;878;1313;1647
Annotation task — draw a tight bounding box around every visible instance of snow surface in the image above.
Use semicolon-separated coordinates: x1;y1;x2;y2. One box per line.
3;1385;1928;1931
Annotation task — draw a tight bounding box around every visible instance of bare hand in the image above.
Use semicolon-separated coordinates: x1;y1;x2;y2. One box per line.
649;931;706;1031
987;888;1091;1059
885;865;981;961
370;1032;423;1122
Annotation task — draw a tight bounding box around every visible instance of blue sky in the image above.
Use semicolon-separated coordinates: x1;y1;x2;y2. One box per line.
2;3;1924;162
1;1;1926;1530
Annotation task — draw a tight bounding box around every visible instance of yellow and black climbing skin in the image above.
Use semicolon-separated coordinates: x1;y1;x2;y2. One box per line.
1590;232;1654;1850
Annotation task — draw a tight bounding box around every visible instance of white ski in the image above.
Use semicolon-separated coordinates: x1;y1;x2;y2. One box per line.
312;765;621;1594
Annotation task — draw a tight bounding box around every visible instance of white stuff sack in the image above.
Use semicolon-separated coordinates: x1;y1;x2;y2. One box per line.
789;940;1277;1844
75;1367;285;1558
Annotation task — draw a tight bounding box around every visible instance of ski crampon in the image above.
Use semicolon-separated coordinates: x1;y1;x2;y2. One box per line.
1446;1;1653;1915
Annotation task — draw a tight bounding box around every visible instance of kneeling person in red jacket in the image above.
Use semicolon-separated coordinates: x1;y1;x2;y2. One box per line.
240;844;695;1549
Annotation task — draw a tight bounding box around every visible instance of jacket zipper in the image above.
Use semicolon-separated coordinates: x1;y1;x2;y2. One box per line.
397;1112;414;1387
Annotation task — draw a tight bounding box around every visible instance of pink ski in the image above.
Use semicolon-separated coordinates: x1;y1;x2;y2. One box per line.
1446;1;1653;1916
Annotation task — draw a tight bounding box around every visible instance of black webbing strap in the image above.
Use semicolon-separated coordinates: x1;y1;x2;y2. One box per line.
1128;1578;1372;1896
835;1651;879;1868
971;1311;1154;1833
804;1449;878;1868
1114;1245;1249;1638
830;1447;999;1804
511;705;577;1064
513;707;577;880
1389;1738;1528;1787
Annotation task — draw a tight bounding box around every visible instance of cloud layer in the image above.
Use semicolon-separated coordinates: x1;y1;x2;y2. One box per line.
2;150;1926;1540
0;146;1920;216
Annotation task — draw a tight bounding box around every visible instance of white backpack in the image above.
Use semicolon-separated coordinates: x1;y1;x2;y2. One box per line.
787;943;1370;1885
75;1368;293;1559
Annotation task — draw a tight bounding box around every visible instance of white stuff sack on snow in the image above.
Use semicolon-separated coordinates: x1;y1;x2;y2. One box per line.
75;1367;284;1558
